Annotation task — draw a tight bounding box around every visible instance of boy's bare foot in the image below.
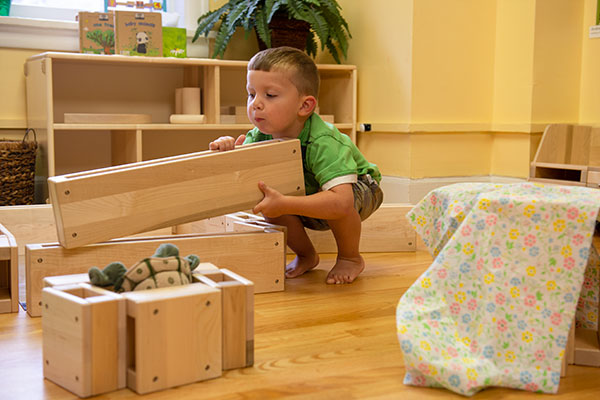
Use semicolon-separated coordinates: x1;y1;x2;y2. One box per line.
326;256;365;284
285;253;320;278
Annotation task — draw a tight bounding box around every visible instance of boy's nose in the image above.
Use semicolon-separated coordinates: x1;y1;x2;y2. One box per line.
251;97;264;110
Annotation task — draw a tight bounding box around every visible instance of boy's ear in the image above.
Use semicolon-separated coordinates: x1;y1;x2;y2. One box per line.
298;95;317;117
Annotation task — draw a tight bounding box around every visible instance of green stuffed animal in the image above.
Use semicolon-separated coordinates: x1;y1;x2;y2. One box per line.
88;243;200;293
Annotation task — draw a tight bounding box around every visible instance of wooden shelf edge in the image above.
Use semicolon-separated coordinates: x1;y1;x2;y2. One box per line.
54;123;355;131
28;52;356;71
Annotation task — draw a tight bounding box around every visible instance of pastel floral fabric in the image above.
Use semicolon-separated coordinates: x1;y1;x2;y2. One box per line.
396;182;600;395
577;245;599;330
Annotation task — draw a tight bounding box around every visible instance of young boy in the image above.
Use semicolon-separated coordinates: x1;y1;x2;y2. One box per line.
210;47;383;284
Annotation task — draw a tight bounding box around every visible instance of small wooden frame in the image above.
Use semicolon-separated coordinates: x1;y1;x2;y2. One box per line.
48;139;304;249
0;223;18;313
194;268;254;370
122;283;222;394
42;283;126;398
530;124;600;187
574;328;600;367
26;229;285;317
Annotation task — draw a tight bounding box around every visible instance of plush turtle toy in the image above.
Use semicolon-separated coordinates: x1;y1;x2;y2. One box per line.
89;243;200;293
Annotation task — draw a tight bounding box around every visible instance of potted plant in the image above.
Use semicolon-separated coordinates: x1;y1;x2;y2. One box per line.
193;0;351;63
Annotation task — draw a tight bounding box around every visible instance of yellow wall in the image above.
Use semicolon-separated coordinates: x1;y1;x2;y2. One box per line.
2;1;598;181
492;0;536;128
580;0;600;124
531;0;583;124
0;48;43;131
411;0;496;125
332;0;413;124
410;133;492;178
357;132;411;177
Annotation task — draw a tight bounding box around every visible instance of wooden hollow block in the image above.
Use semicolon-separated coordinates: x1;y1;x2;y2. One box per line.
42;283;126;398
26;229;284;317
562;317;576;377
44;273;90;288
320;114;335;124
530;162;588;185
178;204;417;254
219;115;236;124
220;105;236;115
234;106;250;124
0;223;18;313
122;283;222;394
588;128;600;166
175;87;201;115
574;328;600;367
169;114;206;124
63;113;152;124
194;268;254;370
587;168;600;187
304;203;416;253
235;114;251;124
48;139;304;249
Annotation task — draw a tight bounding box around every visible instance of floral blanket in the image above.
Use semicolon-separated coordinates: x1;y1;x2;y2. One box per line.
396;182;600;395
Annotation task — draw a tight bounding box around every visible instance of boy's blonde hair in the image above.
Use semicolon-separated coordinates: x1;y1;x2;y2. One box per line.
248;46;320;98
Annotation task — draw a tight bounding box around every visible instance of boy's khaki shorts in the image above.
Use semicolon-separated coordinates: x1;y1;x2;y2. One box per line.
299;174;384;231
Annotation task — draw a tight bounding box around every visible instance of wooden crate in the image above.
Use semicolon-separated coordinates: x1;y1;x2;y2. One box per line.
122;284;222;394
0;223;18;313
48;139;304;249
194;268;254;370
530;124;600;187
26;229;285;317
42;283;126;397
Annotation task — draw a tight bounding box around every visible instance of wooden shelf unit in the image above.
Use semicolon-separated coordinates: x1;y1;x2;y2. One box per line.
25;52;357;200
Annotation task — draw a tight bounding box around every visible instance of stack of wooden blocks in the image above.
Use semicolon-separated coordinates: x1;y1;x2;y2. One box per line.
42;263;253;397
0;139;418;396
35;140;306;396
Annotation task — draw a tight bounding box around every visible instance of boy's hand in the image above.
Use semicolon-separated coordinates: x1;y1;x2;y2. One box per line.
209;134;246;151
253;181;286;218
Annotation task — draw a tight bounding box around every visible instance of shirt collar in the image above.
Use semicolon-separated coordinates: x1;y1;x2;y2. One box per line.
298;113;315;146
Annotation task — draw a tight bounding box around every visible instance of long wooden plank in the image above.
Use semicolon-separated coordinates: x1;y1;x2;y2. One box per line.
0;204;174;268
48;139;304;249
26;229;285;317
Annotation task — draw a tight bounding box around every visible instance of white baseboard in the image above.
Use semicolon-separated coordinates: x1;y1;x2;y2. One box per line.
380;175;526;204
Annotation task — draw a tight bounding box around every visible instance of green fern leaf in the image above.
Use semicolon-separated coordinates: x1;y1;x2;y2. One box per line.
255;6;271;47
305;30;317;57
304;8;328;50
319;0;341;14
193;8;227;42
242;0;260;32
284;2;310;22
325;40;341;64
322;9;349;57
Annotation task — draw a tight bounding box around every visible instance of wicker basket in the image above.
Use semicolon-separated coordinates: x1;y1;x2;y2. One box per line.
0;129;37;206
256;10;311;51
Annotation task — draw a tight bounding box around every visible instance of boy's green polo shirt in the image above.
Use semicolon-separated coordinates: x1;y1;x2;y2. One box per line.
244;113;381;195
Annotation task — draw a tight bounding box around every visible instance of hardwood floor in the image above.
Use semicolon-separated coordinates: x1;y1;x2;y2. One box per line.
1;251;599;399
